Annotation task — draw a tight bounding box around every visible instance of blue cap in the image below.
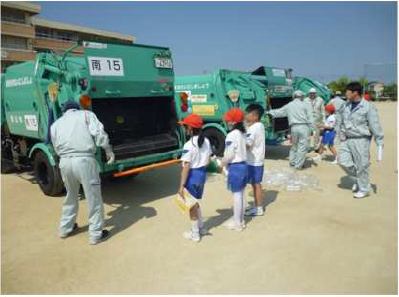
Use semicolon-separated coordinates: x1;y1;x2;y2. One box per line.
61;100;80;112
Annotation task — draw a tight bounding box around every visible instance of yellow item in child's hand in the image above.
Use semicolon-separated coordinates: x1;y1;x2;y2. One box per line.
173;189;198;214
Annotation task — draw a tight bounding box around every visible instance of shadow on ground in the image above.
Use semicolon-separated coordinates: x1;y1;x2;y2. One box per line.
265;145;291;160
100;164;181;238
338;175;377;194
204;189;279;232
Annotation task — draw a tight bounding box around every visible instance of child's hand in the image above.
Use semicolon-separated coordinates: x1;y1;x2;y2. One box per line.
177;186;185;199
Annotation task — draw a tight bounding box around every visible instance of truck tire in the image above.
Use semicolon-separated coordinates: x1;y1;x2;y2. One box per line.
33;151;64;196
204;128;225;157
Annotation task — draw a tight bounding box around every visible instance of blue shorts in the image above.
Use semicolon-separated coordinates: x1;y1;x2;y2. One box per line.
247;165;264;185
184;167;206;199
322;130;336;146
227;162;248;193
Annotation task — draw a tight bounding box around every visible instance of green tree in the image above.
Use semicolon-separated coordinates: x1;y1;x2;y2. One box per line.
383;83;397;101
359;76;369;91
328;76;350;94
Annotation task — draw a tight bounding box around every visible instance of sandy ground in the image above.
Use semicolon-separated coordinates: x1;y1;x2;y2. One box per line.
1;102;397;294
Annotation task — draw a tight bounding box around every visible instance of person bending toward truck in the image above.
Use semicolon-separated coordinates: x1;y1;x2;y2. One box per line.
267;90;313;170
244;104;266;217
50;100;115;245
178;114;212;242
217;108;248;231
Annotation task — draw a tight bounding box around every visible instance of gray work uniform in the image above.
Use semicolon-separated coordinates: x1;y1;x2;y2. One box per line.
51;109;111;242
269;98;313;169
329;96;346;135
337;99;384;193
304;96;325;149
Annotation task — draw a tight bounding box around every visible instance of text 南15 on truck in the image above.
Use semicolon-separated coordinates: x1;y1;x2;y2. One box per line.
1;41;185;196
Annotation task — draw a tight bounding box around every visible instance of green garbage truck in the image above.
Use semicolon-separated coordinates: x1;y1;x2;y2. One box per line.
174;69;284;156
1;41;184;196
293;76;332;103
250;66;294;145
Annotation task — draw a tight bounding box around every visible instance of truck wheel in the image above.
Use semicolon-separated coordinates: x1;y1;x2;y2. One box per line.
33;151;64;196
204;128;225;156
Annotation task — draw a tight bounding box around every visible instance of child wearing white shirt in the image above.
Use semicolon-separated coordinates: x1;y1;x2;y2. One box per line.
178;114;212;242
219;108;248;231
313;105;338;164
244;104;266;216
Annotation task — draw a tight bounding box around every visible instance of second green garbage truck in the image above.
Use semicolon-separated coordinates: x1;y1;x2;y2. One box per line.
1;41;184;196
174;69;289;156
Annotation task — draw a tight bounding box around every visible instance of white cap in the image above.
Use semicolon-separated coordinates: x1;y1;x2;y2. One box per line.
309;88;317;93
293;90;304;99
335;90;342;95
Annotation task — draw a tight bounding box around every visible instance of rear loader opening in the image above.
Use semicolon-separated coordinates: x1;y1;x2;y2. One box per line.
269;96;292;132
92;96;179;160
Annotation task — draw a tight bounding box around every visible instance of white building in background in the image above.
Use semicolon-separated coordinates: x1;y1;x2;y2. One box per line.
367;81;384;98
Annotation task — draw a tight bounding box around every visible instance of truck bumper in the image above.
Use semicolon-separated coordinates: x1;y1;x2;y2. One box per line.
98;148;183;174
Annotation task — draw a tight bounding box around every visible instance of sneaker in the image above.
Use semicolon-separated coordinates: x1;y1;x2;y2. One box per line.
90;230;109;245
183;230;200;242
353;191;369;199
224;220;243;231
60;223;78;238
352;183;359;193
331;159;338;165
245;207;264;216
241;222;247;229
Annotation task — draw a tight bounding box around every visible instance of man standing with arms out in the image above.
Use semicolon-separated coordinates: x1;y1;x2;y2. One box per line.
337;82;384;199
305;88;325;151
267;90;313;170
51;100;115;245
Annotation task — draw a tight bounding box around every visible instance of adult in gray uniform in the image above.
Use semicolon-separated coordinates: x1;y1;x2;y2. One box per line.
329;90;345;114
304;88;325;151
267;90;313;170
51;100;115;245
337;82;384;199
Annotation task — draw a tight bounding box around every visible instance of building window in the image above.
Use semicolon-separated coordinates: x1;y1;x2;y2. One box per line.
1;35;28;50
1;8;26;24
36;27;54;39
36;27;78;42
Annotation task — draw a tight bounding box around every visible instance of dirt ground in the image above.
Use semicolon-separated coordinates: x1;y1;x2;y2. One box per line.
1;102;397;294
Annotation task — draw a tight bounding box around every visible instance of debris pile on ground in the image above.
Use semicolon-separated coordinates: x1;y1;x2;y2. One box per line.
263;167;322;191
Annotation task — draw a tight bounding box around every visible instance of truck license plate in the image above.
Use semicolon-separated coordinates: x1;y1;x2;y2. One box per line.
154;57;173;69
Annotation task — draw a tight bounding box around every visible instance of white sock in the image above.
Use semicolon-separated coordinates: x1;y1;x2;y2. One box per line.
233;191;244;226
198;207;204;229
191;220;200;236
241;191;246;223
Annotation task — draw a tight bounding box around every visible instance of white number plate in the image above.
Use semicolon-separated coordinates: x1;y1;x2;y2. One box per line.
87;56;124;76
24;115;38;131
154;57;173;69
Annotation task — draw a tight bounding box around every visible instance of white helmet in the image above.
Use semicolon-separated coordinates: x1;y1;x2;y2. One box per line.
309;88;317;93
293;90;304;99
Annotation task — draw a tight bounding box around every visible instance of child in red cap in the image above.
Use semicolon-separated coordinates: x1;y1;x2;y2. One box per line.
178;114;212;242
313;104;338;164
218;108;248;231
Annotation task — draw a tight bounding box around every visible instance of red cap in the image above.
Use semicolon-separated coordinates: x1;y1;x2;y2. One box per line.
178;114;203;128
325;104;335;114
224;108;245;122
